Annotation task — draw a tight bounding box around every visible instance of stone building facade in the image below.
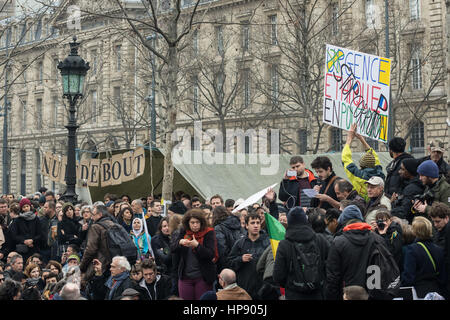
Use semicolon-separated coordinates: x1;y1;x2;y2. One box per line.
0;0;448;196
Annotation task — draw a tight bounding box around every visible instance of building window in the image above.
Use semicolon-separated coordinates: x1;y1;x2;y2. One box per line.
366;138;379;151
193;76;199;113
410;0;420;20
411;46;422;90
115;45;121;71
53;97;58;127
270;64;279;106
193;29;198;56
35;149;41;190
91;90;97;123
331;3;339;36
242;21;250;52
34;19;42;40
245;136;251;154
21;100;27;131
269;15;278;45
243;69;250;108
36;99;42;130
298;128;308;154
216;26;224;55
19;23;26;44
20;150;27;196
215;72;225;103
113;86;121;120
411;120;424;152
37;61;43;84
330;127;342;152
91;49;98;74
365;0;376;28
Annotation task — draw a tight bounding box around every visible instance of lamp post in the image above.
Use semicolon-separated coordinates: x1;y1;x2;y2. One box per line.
57;36;90;204
145;34;157;147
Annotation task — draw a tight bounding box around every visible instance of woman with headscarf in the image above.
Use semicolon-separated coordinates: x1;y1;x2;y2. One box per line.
131;218;151;261
57;203;82;260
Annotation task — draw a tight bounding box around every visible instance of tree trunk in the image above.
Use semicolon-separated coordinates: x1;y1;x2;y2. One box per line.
161;36;179;202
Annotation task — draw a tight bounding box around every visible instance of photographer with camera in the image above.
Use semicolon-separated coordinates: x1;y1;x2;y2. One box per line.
413;160;450;216
390;159;425;223
371;210;403;268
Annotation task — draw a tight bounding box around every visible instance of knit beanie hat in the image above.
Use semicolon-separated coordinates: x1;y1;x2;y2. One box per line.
337;205;363;225
67;255;80;263
287;206;308;226
417;160;439;178
359;150;376;169
402;158;419;176
388;137;406;153
19;197;32;211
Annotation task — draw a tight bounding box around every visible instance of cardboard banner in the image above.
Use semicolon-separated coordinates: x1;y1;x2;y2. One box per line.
323;44;391;142
41;148;146;186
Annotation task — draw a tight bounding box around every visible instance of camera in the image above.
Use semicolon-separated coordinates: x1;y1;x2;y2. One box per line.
413;191;434;205
376;219;385;230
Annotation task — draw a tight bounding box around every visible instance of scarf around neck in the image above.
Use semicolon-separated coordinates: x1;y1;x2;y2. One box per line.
19;211;36;221
106;271;130;300
184;227;219;263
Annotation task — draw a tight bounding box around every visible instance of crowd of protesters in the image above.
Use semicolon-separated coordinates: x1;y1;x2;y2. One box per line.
0;126;449;301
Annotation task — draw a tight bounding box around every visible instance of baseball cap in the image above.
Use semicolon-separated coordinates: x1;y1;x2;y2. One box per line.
365;176;385;187
429;139;445;153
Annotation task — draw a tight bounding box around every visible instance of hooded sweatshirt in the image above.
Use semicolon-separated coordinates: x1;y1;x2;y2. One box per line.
325;220;373;300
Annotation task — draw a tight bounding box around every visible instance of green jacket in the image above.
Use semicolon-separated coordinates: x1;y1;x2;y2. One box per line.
425;176;450;214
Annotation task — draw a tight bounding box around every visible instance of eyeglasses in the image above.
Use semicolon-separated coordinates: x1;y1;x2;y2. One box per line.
0;278;5;282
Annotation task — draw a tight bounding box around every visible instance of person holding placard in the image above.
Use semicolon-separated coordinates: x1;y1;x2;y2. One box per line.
341;123;385;201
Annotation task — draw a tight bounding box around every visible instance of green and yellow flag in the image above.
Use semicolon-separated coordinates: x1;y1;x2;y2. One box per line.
264;212;286;260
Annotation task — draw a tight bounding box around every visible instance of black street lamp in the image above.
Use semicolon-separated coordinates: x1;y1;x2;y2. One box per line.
57;36;90;204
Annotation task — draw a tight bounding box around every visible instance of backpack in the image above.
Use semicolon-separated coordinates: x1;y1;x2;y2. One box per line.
97;220;138;265
287;237;323;293
363;233;401;300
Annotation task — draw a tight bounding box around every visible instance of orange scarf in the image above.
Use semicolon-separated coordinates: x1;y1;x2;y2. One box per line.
184;227;219;263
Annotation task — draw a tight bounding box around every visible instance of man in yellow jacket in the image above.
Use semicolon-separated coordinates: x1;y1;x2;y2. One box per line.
341;124;385;201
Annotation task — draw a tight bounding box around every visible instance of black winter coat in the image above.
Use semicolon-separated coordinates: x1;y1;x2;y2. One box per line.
391;176;425;223
375;221;403;268
401;239;446;298
325;222;379;300
170;227;218;285
132;275;172;300
385;153;415;197
88;271;133;300
150;232;172;275
57;216;82;246
8;214;43;259
214;215;245;272
273;224;330;300
228;231;270;299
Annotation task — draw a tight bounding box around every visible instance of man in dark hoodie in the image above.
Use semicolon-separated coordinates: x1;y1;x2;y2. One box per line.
384;137;414;198
325;205;373;300
229;212;270;299
273;207;330;300
390;158;425;223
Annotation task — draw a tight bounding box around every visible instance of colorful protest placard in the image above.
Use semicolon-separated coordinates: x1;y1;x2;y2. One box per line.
323;44;391;142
